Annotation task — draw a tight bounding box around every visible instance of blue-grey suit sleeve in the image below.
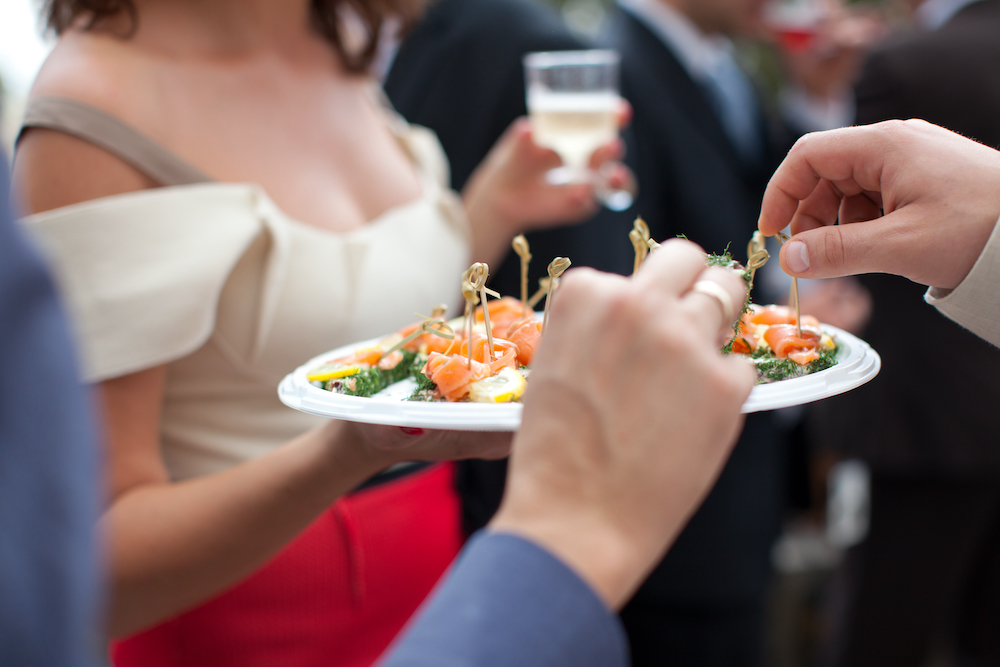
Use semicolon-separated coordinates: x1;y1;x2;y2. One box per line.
378;531;629;667
0;159;104;666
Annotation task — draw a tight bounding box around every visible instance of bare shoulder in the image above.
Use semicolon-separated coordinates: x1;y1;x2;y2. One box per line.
13;32;163;215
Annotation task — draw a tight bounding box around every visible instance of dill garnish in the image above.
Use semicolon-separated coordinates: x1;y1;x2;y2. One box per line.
337;350;425;398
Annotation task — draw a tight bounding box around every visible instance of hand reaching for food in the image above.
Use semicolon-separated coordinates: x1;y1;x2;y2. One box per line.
759;120;1000;290
491;239;754;609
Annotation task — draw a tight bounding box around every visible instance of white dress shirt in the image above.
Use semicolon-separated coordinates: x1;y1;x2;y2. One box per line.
617;0;764;163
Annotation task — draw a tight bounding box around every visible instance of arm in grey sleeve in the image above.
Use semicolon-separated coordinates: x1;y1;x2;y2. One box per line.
926;214;1000;347
378;531;629;667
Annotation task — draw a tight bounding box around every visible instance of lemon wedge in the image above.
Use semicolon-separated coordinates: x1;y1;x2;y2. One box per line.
307;363;362;382
467;367;527;403
820;333;836;351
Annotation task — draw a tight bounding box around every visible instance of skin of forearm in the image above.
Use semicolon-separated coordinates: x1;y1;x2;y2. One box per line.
462;181;517;269
103;420;394;637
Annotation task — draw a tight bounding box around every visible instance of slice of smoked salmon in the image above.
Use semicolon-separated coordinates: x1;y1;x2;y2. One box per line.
506;318;543;366
476;296;528;335
422;352;492;401
763;324;821;364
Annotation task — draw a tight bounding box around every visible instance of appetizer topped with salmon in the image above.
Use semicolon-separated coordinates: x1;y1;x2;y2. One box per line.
306;236;566;404
729;304;838;383
705;233;840;384
631;220;841;384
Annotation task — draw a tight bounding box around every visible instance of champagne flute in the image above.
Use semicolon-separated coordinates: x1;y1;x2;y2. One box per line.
523;49;635;212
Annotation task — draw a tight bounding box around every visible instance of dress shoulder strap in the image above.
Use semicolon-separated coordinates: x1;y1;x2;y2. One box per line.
18;97;212;186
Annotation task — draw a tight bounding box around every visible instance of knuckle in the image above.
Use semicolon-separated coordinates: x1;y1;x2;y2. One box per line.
787;133;812;157
823;226;848;270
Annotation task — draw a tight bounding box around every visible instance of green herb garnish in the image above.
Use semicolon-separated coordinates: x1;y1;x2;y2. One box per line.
337;350;425;398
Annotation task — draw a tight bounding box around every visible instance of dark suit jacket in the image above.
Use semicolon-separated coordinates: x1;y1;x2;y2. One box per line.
601;9;789;257
0;159;103;665
387;0;786;607
600;7;788;607
810;0;1000;475
385;0;584;192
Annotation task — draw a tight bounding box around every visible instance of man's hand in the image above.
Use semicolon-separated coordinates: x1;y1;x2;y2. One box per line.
759;120;1000;290
490;239;754;609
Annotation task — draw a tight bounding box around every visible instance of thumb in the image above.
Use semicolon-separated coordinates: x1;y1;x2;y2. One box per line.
778;211;915;281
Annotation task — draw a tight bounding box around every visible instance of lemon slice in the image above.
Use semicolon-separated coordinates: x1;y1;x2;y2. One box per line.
467;368;527;403
820;333;836;351
307;363;362;382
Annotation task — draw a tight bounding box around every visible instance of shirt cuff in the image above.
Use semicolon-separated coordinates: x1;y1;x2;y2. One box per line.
378;531;629;667
925;213;1000;347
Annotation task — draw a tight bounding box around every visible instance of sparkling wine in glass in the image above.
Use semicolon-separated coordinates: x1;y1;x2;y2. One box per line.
523;49;635;211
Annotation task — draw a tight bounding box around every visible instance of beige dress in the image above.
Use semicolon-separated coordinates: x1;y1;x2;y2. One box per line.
20;97;472;481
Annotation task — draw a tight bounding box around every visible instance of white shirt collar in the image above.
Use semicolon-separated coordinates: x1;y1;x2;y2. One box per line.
616;0;735;81
916;0;982;30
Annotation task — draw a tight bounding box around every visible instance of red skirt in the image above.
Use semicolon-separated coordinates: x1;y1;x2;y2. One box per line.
112;463;462;667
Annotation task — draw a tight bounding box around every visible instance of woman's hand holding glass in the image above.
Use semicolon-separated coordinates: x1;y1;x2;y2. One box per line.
462;108;633;267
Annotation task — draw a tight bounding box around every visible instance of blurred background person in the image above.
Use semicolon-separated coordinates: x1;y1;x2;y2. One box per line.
810;0;1000;664
387;1;879;666
12;0;617;665
601;1;802;664
384;0;641;545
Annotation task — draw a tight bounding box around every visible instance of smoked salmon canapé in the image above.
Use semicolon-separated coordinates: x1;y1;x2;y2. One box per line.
702;245;841;384
725;304;839;383
306;306;537;404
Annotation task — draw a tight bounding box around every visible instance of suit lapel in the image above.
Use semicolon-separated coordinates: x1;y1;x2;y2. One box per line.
609;11;745;168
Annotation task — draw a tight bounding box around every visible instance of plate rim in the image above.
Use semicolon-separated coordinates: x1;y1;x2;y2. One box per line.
278;324;881;430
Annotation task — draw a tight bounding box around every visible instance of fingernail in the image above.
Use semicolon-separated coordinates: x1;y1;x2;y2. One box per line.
400;427;424;436
785;240;810;273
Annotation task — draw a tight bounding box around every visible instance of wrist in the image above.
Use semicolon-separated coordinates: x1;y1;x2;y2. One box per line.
489;409;656;609
313;420;400;481
490;502;647;610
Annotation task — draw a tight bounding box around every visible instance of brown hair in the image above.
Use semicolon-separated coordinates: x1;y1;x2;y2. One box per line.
41;0;425;73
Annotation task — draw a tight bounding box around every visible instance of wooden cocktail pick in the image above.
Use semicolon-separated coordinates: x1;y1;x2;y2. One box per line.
466;262;501;364
461;267;480;369
630;216;652;274
543;257;572;330
770;232;801;337
746;231;770;293
527;277;551;310
380;306;455;359
512;235;532;318
630;229;648;274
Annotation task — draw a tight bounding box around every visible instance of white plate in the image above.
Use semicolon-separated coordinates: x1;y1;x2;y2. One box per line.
740;324;880;413
278;324;880;431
